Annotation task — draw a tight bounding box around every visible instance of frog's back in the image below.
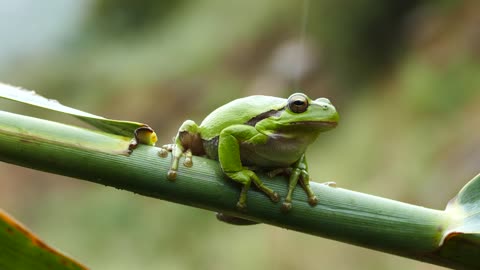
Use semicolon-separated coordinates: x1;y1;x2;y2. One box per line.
199;95;286;139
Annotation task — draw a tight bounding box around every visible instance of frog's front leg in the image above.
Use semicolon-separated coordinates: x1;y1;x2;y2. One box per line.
282;154;318;212
159;120;203;180
219;125;280;210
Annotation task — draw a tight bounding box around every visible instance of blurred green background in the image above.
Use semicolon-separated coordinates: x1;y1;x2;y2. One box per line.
1;0;480;269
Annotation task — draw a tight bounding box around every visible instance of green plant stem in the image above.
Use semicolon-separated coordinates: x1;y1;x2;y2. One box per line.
0;110;470;269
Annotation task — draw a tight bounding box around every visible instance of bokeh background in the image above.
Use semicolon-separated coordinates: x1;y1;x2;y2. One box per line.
1;0;480;269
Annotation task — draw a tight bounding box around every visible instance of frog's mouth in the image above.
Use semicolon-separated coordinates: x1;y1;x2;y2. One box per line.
290;121;338;128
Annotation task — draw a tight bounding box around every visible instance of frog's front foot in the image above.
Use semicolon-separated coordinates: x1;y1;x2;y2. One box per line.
281;194;315;212
158;144;178;181
158;147;169;158
158;143;173;157
159;143;194;181
167;170;177;181
183;149;193;167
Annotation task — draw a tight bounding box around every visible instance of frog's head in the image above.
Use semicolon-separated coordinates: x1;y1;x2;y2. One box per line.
274;93;339;133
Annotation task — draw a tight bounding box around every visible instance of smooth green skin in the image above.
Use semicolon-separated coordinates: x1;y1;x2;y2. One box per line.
160;93;339;211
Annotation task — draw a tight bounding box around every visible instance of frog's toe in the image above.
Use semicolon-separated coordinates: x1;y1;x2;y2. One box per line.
281;202;292;212
162;144;174;151
236;201;247;211
183;157;193;167
167;170;177;181
308;196;318;206
158;148;169;158
270;192;280;203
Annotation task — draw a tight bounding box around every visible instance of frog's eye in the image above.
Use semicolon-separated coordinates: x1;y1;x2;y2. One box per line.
288;93;309;113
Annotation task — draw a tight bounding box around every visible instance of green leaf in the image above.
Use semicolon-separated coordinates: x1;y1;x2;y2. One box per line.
444;174;480;240
434;174;480;268
0;208;88;270
0;83;157;146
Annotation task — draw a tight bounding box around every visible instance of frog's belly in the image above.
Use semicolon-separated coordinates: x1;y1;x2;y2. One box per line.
239;139;305;168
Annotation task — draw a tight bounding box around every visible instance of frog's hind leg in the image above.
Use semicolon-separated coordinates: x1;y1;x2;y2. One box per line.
219;125;280;210
159;120;203;180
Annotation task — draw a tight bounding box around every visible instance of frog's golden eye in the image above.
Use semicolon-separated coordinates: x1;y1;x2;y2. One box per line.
288;93;309;113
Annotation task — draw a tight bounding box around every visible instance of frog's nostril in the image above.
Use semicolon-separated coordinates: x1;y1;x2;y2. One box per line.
322;105;329;111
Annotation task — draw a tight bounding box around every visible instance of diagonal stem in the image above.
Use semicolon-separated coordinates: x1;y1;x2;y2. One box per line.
0;110;477;269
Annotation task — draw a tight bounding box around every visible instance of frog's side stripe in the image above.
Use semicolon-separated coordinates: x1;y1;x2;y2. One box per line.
245;108;284;126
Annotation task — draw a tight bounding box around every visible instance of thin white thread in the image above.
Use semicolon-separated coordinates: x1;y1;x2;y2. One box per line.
294;0;310;90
